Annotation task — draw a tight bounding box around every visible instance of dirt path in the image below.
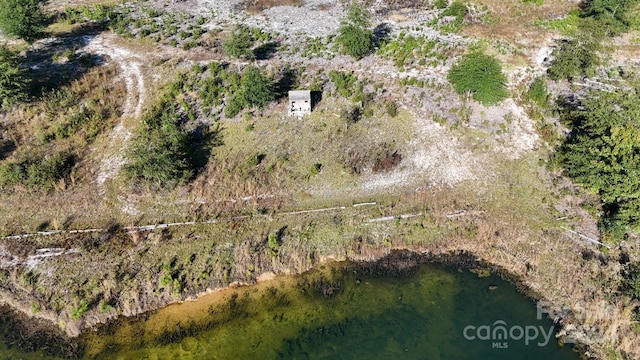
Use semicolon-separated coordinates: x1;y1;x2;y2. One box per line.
82;33;146;187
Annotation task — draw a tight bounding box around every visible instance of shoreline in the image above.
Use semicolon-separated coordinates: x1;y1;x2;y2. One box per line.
0;247;587;359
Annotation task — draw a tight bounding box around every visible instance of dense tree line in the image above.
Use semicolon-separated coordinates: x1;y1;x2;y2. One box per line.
555;89;640;240
548;0;640;241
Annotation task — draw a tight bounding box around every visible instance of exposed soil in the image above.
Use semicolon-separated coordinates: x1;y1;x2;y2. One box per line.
1;0;638;359
82;33;145;188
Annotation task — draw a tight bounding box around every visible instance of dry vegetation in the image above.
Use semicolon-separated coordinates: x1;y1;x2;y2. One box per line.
1;0;640;358
239;0;303;14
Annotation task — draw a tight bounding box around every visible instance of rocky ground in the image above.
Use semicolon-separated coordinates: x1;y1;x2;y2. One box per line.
1;0;639;359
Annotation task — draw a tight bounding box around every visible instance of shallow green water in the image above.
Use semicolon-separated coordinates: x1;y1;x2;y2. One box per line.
1;260;580;359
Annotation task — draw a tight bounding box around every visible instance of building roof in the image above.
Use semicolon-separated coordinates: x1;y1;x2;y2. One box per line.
288;90;311;101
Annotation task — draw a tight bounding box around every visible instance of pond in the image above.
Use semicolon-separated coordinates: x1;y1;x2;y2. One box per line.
1;254;580;359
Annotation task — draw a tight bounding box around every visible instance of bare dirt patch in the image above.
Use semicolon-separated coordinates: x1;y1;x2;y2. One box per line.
82;33;146;188
239;0;303;14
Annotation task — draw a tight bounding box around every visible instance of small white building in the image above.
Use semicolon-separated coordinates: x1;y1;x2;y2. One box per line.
288;90;312;118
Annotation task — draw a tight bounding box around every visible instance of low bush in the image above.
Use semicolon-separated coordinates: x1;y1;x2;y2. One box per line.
385;101;399;117
447;52;507;105
124;99;196;188
0;0;46;42
547;33;600;80
340;106;362;125
0;150;76;189
222;25;255;59
525;76;549;107
0;46;30;108
329;70;356;97
225;66;276;117
334;4;373;60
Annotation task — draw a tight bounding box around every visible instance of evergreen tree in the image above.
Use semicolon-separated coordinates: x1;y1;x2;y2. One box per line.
334;3;373;60
0;46;29;108
557;89;640;239
0;0;46;43
222;25;255;59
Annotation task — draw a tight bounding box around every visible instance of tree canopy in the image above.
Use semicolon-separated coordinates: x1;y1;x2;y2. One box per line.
556;89;640;239
225;66;276;117
0;46;30;108
582;0;638;35
222;25;255;59
334;3;373;60
0;0;46;43
447;52;507;105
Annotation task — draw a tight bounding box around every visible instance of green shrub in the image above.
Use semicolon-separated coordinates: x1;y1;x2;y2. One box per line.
0;46;30;108
239;66;276;108
546;0;638;81
377;34;438;68
583;0;637;36
267;232;280;258
0;0;46;42
159;272;173;288
385;101;399;117
556;89;640;240
437;0;468;33
548;18;605;81
447;52;507;105
335;25;372;60
224;96;244;118
225;66;276;117
71;300;89;320
434;0;448;9
547;32;600;80
0;151;76;189
222;25;255;59
309;163;322;177
334;3;373;60
329;70;356;97
124;100;196;188
443;0;468;18
199;67;226;108
82;4;111;21
340;106;362;125
525;76;549;107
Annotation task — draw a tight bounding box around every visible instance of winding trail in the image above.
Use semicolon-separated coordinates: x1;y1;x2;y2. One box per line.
83;33;146;187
